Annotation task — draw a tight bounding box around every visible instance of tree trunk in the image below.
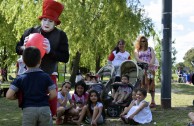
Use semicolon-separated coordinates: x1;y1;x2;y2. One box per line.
1;46;8;82
69;51;81;86
95;54;101;73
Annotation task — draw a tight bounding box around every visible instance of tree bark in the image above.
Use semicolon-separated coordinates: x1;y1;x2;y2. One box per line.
69;51;81;86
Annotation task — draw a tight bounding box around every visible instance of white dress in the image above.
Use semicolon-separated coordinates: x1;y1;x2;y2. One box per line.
125;100;152;124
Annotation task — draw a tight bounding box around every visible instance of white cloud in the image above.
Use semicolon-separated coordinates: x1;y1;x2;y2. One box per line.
172;23;184;31
141;0;194;63
173;32;194;63
189;16;194;23
173;0;194;17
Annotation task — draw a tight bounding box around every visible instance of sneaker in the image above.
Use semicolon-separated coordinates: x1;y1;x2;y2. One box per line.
56;118;63;125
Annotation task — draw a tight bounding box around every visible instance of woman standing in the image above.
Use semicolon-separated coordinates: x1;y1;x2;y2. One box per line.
108;39;131;82
134;35;158;108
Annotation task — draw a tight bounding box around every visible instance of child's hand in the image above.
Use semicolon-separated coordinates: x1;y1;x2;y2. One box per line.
120;113;124;117
129;114;135;119
91;120;97;126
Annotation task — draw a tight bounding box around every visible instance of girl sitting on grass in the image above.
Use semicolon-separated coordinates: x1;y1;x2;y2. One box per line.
120;89;138;117
72;90;105;126
120;88;152;125
56;81;77;125
72;80;88;119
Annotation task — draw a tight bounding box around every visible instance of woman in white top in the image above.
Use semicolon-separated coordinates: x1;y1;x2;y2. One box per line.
108;39;131;82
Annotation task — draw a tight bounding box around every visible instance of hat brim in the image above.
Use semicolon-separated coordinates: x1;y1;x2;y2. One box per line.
38;16;61;25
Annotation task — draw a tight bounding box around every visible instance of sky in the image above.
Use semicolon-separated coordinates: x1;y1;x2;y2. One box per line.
140;0;194;63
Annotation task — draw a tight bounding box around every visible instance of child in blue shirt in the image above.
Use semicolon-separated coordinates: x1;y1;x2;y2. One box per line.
6;47;57;126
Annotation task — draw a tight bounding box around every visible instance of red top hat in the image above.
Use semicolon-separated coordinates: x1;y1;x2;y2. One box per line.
38;0;64;25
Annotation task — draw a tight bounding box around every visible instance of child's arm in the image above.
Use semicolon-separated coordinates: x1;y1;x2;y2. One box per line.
58;93;68;107
129;101;148;119
120;100;135;116
71;94;77;108
69;99;74;108
6;89;17;100
49;89;57;100
93;106;103;123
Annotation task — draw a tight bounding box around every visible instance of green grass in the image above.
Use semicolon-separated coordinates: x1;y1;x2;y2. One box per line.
0;82;194;126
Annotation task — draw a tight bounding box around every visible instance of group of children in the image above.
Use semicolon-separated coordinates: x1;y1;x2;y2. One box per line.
56;73;153;126
5;47;153;126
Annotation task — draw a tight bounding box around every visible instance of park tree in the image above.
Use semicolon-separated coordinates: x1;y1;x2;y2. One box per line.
0;13;16;82
183;48;194;72
0;0;155;84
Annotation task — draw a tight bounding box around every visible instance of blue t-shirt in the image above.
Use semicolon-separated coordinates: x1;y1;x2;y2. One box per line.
10;68;56;108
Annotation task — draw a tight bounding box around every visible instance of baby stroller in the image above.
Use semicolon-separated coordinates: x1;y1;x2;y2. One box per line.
106;60;144;117
85;64;115;104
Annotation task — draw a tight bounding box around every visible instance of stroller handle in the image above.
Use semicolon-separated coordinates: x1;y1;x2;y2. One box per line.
137;62;148;70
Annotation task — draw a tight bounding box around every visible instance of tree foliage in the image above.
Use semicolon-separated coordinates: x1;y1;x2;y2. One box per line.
0;0;155;73
183;48;194;72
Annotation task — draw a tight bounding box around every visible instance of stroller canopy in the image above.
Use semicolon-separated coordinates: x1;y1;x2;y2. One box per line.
120;60;143;86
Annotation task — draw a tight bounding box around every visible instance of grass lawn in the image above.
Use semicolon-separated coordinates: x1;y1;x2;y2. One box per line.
0;82;194;126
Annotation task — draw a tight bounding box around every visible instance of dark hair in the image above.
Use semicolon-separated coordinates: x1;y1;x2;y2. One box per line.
113;39;126;54
87;90;105;119
122;74;129;80
87;90;101;116
23;46;41;67
74;80;87;95
61;81;71;91
137;88;147;97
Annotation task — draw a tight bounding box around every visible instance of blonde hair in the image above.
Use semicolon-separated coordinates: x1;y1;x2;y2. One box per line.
134;35;148;51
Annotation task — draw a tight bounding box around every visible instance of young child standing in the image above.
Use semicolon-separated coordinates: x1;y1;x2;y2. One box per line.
112;74;132;104
72;90;105;126
56;81;77;125
6;47;57;126
121;88;152;125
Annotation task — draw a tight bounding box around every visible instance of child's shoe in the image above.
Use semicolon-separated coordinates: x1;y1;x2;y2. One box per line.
56;118;63;125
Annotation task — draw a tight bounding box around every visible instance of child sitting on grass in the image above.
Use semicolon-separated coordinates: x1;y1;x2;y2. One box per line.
6;47;57;126
72;80;88;119
120;89;138;118
56;81;77;125
120;88;152;125
72;90;105;126
112;74;132;104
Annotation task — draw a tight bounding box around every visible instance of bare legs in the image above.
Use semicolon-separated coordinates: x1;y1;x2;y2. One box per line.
188;112;194;124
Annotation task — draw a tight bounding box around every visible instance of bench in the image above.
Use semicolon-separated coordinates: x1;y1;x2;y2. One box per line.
0;83;10;97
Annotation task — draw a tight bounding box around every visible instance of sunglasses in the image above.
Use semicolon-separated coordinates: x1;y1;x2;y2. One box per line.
140;41;146;43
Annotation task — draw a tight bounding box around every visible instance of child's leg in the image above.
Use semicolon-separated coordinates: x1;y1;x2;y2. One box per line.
112;92;119;103
56;107;66;119
91;106;104;125
72;105;88;125
150;71;156;104
188;112;194;123
123;92;130;101
117;92;125;103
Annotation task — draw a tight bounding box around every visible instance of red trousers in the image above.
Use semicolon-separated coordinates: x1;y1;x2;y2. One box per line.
49;75;58;116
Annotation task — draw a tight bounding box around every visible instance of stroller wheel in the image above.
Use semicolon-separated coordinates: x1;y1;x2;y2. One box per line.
107;105;121;117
